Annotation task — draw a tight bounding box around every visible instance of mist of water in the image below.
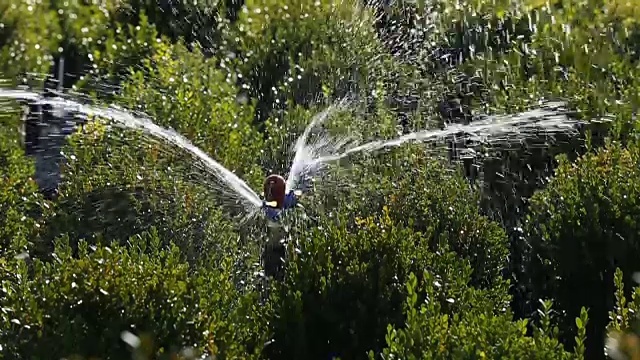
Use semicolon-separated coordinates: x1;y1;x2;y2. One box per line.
285;101;580;187
285;97;355;194
0;88;265;217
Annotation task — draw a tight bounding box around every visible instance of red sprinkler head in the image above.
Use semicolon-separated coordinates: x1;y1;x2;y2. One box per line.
263;174;286;209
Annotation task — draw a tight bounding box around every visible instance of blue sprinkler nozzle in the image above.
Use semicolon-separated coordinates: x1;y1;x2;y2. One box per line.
262;190;300;223
263;203;282;222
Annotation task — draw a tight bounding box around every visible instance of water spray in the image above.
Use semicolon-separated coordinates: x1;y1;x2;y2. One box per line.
0;89;584;282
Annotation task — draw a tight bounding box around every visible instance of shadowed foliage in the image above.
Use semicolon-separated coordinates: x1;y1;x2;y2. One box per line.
3;0;640;359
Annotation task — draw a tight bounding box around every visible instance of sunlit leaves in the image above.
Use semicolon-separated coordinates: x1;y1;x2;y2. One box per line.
117;40;265;188
0;125;43;257
0;0;61;85
0;231;269;359
524;141;640;355
230;0;388;122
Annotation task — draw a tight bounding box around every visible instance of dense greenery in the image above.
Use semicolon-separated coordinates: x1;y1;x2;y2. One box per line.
3;0;640;359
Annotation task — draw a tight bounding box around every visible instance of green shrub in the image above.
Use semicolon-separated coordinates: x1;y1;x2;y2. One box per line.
413;0;640;332
229;0;392;122
301;144;510;290
5;0;640;358
34;118;257;267
116;40;264;186
35;37;268;260
0;229;269;359
0;124;43;257
74;11;167;96
267;197;587;360
0;1;165;93
524;140;640;357
265;140;514;358
47;0;118;86
0;0;60;85
267;205;511;359
114;0;235;55
370;271;589;360
603;267;640;360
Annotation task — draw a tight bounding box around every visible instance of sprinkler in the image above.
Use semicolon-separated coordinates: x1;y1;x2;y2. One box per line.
260;173;303;281
261;174;301;224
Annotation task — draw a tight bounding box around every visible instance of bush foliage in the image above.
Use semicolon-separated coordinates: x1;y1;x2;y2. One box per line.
3;0;640;359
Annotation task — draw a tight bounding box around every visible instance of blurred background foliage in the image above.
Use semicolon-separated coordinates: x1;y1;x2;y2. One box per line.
2;0;640;359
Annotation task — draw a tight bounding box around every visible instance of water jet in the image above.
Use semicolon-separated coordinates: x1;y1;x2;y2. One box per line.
0;89;581;281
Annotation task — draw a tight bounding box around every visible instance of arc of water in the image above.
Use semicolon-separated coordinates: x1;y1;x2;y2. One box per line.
285;101;579;180
0;89;265;217
284;99;578;198
308;102;577;166
285;97;353;194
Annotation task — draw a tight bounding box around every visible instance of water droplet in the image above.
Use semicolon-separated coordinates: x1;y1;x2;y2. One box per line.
121;331;141;348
